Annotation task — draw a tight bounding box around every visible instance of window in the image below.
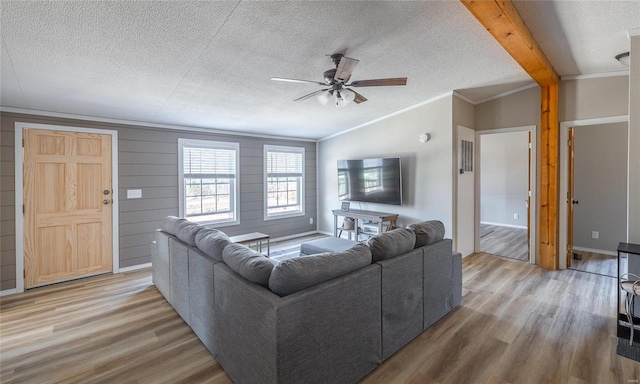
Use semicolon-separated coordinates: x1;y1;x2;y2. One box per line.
179;139;239;226
264;145;305;219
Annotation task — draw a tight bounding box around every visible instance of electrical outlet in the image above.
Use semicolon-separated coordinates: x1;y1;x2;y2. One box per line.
591;231;599;239
310;218;314;225
127;189;142;199
514;213;519;220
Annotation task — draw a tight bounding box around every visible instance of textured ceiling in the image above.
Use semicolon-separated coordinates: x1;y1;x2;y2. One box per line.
1;1;638;140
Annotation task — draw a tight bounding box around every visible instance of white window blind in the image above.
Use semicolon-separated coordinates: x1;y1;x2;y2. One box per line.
264;145;305;219
179;139;239;225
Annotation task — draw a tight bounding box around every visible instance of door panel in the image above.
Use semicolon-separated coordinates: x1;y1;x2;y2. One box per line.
567;127;575;268
24;128;113;288
527;131;531;260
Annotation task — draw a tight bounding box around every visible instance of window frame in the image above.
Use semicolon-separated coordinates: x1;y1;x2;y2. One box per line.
263;145;305;220
178;138;240;227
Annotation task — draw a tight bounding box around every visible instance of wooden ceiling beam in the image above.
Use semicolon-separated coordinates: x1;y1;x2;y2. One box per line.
461;0;560;270
460;0;559;87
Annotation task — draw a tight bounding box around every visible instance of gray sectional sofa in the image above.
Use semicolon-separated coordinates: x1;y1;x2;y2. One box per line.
151;216;462;384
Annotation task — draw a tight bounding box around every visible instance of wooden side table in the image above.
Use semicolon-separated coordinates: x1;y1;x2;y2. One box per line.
230;232;270;257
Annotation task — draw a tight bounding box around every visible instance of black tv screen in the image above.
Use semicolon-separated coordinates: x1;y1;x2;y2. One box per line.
337;157;402;205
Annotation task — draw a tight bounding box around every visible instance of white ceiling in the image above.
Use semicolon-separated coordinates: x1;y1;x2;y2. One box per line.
1;1;638;140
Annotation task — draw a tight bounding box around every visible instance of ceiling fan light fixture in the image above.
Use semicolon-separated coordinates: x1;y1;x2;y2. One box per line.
335;90;355;108
616;51;630;66
317;91;331;106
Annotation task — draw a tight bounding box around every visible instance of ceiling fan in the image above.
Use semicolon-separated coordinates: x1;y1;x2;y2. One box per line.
271;53;407;108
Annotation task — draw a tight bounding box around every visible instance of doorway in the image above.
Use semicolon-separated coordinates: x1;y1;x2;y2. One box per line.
15;123;119;292
476;127;536;263
564;121;628;277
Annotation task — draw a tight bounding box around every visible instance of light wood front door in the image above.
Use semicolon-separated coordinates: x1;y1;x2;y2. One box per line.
24;128;113;288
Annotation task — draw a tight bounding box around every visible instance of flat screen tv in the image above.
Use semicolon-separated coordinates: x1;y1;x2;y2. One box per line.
337;157;402;205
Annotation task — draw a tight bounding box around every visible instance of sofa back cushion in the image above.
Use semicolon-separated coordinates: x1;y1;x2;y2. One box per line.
407;220;445;248
196;228;231;261
222;243;276;286
162;216;185;236
175;221;204;246
366;228;416;262
269;244;372;296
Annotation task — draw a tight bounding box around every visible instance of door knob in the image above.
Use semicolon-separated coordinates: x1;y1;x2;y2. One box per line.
103;189;110;195
103;200;110;205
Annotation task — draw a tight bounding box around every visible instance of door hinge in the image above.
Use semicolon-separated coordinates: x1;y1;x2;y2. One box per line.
24;270;26;278
567;139;572;147
22;204;25;214
22;138;24;147
528;143;532;149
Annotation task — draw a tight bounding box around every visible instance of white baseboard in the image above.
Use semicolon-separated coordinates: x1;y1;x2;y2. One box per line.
481;221;528;230
571;246;617;257
270;230;320;243
0;288;17;297
119;262;152;272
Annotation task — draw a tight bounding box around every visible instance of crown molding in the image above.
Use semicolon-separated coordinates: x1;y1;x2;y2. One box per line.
560;71;629;81
473;83;538;105
319;91;454;142
0;106;317;142
452;91;476;105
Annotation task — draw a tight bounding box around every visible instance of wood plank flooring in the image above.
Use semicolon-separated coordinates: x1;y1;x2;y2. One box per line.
480;224;529;261
2;246;640;383
570;250;621;278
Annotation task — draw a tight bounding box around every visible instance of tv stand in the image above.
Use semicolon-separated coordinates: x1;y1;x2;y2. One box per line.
332;209;399;240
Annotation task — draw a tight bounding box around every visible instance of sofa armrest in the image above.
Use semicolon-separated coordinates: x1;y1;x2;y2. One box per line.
152;230;172;302
188;247;220;356
452;251;462;308
423;238;454;330
213;263;382;384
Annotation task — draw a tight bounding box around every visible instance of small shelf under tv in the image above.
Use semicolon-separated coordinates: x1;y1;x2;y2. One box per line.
332;209;399;241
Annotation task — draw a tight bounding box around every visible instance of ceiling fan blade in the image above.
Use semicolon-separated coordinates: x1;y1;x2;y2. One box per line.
271;77;325;85
334;56;359;83
348;77;407;87
294;89;329;101
350;90;368;104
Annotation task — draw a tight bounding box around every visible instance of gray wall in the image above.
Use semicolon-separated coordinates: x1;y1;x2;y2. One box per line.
475;86;540;131
629;35;640;244
480;131;529;228
318;95;454;240
0;112;317;291
572;122;627;253
559;75;629;122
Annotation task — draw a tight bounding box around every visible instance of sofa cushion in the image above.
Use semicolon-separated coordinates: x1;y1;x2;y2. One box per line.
269;244;372;296
407;220;445;248
222;243;276;286
366;228;416;262
195;228;231;261
162;216;185;236
175;221;203;246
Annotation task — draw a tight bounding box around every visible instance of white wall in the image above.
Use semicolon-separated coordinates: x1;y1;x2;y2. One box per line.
318;95;454;239
572;122;627;253
480;131;529;227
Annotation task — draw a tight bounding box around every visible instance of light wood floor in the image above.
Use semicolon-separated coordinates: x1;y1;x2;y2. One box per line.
480;224;529;261
2;249;639;383
569;250;621;278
